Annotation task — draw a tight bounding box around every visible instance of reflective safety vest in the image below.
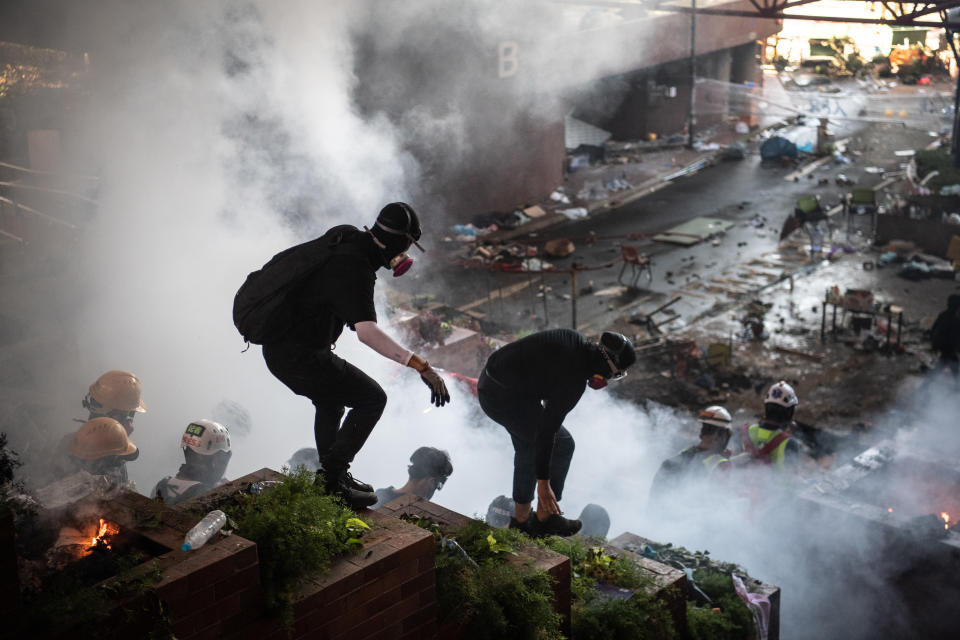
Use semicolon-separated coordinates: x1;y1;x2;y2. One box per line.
672;447;730;475
701;452;730;474
740;424;792;471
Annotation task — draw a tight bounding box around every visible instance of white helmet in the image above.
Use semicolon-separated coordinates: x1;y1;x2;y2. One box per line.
764;381;798;408
180;419;231;455
698;405;732;428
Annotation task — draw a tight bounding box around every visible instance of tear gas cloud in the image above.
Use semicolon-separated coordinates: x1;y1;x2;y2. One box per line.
6;3;956;639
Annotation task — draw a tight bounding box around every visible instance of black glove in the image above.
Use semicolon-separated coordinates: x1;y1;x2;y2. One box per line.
420;365;451;407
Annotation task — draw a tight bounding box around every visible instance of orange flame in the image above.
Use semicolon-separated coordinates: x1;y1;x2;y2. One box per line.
941;512;951;531
88;518;119;549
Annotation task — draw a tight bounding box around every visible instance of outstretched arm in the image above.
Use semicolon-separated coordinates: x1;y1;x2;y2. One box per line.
355;320;413;365
355;321;450;407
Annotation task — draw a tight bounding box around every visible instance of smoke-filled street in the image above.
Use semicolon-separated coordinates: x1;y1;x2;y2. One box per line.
2;2;960;639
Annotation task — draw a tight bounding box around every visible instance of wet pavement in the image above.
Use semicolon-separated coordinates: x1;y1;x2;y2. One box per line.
389;75;959;439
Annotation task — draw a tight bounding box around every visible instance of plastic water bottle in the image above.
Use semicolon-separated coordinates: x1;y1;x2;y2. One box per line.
182;510;227;552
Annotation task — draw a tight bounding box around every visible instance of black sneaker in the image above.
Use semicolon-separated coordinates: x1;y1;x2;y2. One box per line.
342;470;374;494
528;514;582;538
508;517;532;533
316;470;377;509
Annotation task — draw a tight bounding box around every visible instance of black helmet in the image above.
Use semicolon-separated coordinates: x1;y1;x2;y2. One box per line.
408;446;453;488
368;202;424;264
376;202;422;242
599;331;636;373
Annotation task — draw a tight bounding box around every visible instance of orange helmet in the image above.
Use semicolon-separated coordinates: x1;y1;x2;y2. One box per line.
70;417;139;460
88;370;146;413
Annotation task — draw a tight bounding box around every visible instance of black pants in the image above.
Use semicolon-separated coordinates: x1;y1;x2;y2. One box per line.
478;370;575;505
263;343;386;470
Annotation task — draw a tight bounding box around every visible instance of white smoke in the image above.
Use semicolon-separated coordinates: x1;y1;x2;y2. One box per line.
7;3;957;639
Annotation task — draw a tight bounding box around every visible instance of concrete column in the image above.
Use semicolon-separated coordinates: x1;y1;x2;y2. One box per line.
731;42;760;84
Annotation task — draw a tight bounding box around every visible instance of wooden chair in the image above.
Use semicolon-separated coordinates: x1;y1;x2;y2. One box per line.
618;244;652;288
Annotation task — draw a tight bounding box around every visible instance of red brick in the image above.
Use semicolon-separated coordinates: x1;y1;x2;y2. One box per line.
364;622;404;640
214;563;260;600
218;603;264;637
184;547;236;591
185;620;223;640
156;574;190;603
400;570;434;599
400;602;437;633
377;559;421;594
318;593;347;621
399;620;438;640
419;585;436;607
230;542;259;571
343;611;387;639
363;587;402;617
350;542;395;573
165;584;215;622
418;555;434;573
171;605;217;637
347;573;392;607
311;560;365;601
379;593;423;627
378;535;435;572
292;606;328;638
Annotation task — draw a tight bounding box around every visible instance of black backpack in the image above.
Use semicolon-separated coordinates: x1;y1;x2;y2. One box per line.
233;225;366;345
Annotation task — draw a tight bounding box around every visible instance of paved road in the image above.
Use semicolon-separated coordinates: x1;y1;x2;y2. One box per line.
396;82;938;338
400;145;850;335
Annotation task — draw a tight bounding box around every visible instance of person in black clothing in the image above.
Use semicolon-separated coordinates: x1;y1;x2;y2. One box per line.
930;294;960;380
478;329;636;537
261;203;451;508
371;446;453;509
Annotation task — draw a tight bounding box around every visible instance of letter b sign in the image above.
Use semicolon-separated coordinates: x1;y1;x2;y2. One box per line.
498;41;518;78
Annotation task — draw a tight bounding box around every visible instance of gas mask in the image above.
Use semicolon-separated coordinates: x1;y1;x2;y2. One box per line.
365;202;424;277
588;375;607;390
388;250;414;277
589;344;627;390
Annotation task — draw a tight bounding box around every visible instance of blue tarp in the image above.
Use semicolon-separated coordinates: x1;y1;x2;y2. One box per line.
760;136;798;160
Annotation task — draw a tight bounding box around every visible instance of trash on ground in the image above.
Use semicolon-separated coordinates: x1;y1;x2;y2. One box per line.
558;207;589;220
544;238;575;258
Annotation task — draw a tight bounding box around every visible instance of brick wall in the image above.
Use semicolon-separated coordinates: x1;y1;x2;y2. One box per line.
610;531;781;640
376;492;573;637
176;468;437;640
99;490;261;640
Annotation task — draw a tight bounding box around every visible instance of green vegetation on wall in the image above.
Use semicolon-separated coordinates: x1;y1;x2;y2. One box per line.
406;516;563;640
543;537;677;640
225;468;370;626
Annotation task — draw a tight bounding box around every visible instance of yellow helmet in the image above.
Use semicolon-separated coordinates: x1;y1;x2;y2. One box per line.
88;370;147;413
70;417;139;460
